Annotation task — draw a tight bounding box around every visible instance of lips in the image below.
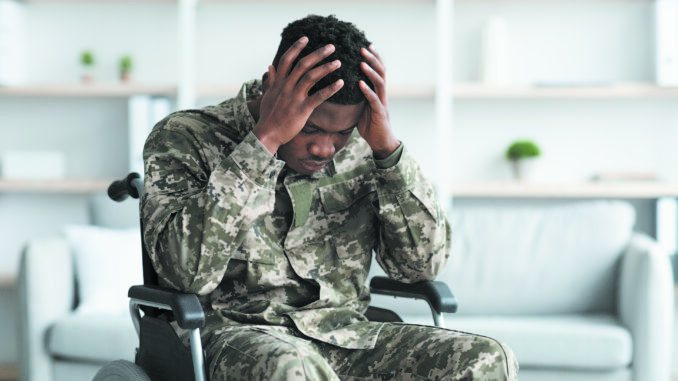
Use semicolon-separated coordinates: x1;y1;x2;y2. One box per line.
300;159;329;172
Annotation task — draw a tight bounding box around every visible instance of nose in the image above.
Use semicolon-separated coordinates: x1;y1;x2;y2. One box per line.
308;135;336;159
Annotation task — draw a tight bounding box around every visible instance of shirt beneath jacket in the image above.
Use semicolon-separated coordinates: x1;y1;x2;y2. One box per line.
141;79;451;349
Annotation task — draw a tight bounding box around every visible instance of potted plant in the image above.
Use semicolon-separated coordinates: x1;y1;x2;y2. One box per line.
80;50;95;83
119;55;133;82
505;140;541;180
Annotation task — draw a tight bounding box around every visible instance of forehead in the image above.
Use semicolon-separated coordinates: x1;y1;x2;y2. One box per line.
307;101;365;132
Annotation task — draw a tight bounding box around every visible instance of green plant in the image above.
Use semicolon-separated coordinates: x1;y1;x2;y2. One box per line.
119;55;133;73
81;50;95;67
505;140;541;161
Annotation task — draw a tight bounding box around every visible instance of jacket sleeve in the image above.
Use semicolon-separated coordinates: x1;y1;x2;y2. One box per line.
141;124;285;295
372;144;451;283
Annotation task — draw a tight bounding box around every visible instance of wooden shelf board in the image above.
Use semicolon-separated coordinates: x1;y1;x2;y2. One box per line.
0;275;17;289
453;82;678;99
0;83;176;97
0;178;112;193
0;363;17;381
196;83;435;100
3;82;677;99
451;181;678;198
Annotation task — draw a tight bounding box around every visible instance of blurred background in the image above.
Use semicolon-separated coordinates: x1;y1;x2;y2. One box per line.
1;0;678;380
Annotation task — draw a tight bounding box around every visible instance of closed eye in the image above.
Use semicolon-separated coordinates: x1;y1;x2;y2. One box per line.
339;127;356;136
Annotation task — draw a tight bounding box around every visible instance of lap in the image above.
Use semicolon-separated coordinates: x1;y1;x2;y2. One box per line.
320;323;518;381
203;323;518;381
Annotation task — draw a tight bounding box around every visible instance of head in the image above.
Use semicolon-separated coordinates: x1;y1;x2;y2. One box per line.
268;15;372;175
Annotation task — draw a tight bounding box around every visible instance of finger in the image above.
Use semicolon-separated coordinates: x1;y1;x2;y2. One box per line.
361;46;386;79
297;59;341;94
287;44;336;86
361;62;387;103
267;64;276;85
276;36;309;78
359;80;384;109
307;79;344;109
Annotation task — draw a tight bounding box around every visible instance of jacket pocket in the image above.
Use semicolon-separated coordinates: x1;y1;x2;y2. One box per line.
318;178;377;259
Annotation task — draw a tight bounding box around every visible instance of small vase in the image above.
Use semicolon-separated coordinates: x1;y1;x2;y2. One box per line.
81;67;94;84
510;159;536;181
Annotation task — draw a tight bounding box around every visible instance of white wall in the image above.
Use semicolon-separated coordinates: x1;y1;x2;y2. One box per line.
0;0;675;370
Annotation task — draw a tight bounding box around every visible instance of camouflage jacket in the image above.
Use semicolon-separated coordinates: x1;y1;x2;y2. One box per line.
141;79;451;349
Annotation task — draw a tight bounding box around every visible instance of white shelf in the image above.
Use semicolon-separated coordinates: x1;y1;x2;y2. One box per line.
0;275;17;289
0;178;112;193
0;363;17;381
4;82;677;100
451;181;678;198
453;82;678;99
0;83;175;97
196;83;435;100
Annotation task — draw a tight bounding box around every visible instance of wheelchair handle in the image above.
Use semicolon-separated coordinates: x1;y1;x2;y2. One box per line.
108;172;143;201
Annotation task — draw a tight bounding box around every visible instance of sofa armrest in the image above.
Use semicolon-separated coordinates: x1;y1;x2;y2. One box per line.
18;237;75;381
618;232;674;381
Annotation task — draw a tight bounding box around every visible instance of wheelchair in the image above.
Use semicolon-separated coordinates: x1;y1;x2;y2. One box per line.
94;172;458;381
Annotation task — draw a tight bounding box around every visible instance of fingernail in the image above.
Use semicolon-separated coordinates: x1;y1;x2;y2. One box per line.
326;44;335;53
333;60;341;67
299;36;308;43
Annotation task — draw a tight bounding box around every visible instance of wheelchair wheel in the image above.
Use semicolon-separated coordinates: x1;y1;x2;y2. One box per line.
93;360;151;381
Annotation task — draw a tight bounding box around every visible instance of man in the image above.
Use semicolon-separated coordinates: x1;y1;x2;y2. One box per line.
142;14;518;380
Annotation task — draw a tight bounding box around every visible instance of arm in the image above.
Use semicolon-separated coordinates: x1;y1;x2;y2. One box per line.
143;38;346;295
373;147;451;282
142;127;284;295
358;46;451;282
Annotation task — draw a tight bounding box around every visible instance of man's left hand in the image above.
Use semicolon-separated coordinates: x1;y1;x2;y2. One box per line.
358;45;401;160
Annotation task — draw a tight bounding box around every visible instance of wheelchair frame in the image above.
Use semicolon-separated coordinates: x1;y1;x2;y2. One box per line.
108;172;457;381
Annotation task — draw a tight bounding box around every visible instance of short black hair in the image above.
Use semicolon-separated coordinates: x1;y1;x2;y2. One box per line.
272;15;373;105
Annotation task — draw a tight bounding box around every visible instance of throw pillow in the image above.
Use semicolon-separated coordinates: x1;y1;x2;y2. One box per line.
64;225;143;315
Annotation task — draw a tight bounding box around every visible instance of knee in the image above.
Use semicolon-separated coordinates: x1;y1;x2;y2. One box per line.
460;338;519;381
211;344;336;381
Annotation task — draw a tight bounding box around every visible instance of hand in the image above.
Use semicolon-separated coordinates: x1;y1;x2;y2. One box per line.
358;45;400;160
253;37;344;154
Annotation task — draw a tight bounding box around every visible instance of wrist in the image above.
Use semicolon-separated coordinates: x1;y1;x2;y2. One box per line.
372;139;401;160
252;123;282;155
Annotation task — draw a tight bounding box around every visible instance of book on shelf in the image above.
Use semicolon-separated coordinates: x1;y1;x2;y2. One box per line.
591;172;660;182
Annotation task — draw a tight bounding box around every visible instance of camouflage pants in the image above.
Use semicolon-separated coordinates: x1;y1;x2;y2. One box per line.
204;323;518;381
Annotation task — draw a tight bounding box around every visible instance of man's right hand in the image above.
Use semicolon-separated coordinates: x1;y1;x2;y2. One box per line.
253;36;344;155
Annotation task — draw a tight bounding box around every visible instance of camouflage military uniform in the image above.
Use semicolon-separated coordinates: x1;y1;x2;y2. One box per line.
142;79;518;380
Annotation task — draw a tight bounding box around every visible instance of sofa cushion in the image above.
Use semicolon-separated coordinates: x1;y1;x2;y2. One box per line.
446;314;632;371
444;201;635;314
64;225;143;314
47;311;137;363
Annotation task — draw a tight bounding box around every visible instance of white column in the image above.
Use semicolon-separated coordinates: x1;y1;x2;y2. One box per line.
435;0;454;214
177;0;198;109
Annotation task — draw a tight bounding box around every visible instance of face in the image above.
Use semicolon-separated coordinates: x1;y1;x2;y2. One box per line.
278;101;365;175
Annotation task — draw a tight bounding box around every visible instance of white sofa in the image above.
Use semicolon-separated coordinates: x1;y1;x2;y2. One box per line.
370;200;674;381
18;195;141;381
19;198;674;381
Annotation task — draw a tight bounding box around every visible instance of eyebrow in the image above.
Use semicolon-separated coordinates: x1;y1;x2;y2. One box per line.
305;122;356;134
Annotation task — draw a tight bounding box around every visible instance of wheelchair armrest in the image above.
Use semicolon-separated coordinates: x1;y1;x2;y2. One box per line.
369;276;458;314
128;285;205;330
